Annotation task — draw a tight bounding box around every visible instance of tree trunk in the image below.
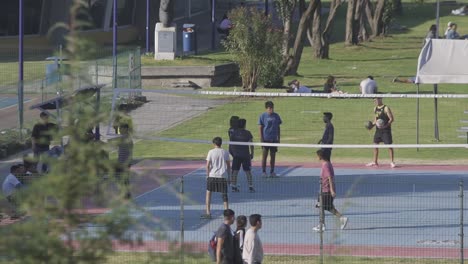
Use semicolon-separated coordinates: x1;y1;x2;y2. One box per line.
278;1;297;70
345;0;356;45
373;0;386;37
319;0;341;58
311;0;322;58
284;0;319;75
357;0;369;42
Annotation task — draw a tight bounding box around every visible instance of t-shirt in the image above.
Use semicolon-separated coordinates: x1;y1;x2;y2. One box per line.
216;223;235;263
242;228;264;264
446;29;460;39
31;122;57;148
219;18;232;30
294;86;311;93
321;123;334;145
320;161;334;193
2;173;21;197
231;129;253;158
258;112;282;142
360;78;377;94
206;148;230;178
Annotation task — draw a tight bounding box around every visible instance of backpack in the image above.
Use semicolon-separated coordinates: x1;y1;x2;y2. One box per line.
208;232;217;262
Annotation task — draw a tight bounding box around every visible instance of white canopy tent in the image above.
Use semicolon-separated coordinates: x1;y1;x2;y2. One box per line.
415;39;468;143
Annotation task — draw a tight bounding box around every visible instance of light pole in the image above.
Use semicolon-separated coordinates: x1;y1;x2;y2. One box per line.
18;0;24;140
113;0;118;89
146;0;150;54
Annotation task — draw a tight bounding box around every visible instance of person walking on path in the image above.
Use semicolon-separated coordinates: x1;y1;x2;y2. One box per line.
117;124;133;199
366;97;396;168
230;119;255;192
318;112;334;161
258;101;282;178
313;150;348;232
203;137;231;219
242;214;264;264
216;209;239;264
31;112;57;172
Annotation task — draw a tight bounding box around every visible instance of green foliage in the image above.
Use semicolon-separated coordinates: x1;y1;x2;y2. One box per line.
0;1;139;263
223;7;283;91
274;0;297;23
383;0;396;34
0;129;31;158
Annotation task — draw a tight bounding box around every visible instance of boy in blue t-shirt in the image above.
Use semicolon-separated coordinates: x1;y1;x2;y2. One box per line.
258;101;282;178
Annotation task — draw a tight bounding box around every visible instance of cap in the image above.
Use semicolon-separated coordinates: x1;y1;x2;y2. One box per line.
448;21;455;27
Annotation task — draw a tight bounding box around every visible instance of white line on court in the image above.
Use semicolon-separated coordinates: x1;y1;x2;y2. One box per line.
133;167;204;200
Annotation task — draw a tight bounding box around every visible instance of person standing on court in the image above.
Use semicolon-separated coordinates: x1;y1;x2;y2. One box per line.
313;150;348;232
216;209;238;264
258;101;282;178
242;214;264;264
31;112;57;173
366;97;396;168
203;137;231;219
117;124;133;199
318;112;334;161
230;119;255;193
359;76;377;94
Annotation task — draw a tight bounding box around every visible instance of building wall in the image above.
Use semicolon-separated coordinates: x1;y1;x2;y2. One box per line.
0;0;211;51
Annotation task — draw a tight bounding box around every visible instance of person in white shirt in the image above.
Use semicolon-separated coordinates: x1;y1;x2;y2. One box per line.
360;76;378;94
203;137;231;219
243;214;264;264
288;79;312;93
2;164;24;219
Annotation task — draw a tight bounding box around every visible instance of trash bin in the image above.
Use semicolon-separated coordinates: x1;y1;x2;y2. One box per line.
182;24;197;55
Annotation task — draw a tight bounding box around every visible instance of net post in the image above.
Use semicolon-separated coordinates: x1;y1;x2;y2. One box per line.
460;179;464;264
416;84;420;151
180;175;185;264
434;84;439;141
319;178;324;264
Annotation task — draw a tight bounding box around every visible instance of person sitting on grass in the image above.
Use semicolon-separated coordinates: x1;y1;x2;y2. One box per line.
2;165;25;219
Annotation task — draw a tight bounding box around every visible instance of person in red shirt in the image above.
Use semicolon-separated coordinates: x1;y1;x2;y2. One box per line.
313;149;348;232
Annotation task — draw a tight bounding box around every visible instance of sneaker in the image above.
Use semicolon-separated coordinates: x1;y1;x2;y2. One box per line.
249;186;255;193
200;214;212;219
261;172;268;178
270;172;278;178
340;217;348;230
366;162;378;167
390;162;397;168
312;224;326;232
231;185;240;192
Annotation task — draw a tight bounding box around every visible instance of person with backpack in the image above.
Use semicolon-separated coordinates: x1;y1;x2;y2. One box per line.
213;209;239;264
235;215;247;253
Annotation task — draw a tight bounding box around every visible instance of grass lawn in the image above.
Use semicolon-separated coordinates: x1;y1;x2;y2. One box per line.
132;2;468;163
105;252;460;263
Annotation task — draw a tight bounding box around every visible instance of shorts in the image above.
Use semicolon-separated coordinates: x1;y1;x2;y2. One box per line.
262;140;278;153
320;148;332;160
374;128;393;144
317;192;335;211
207;177;228;202
232;156;251;171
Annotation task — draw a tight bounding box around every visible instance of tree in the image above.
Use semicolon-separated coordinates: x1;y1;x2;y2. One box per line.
310;0;342;58
274;0;298;66
345;0;388;44
0;1;139;263
284;0;319;75
365;0;386;38
224;7;282;91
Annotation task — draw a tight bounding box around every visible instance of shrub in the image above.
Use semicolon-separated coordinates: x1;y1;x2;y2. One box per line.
223;7;283;91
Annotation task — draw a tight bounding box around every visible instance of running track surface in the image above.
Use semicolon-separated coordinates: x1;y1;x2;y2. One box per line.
104;161;468;259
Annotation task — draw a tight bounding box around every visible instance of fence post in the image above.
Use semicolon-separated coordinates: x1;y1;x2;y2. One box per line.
319;178;324;264
180;175;185;264
460;180;464;264
95;60;99;85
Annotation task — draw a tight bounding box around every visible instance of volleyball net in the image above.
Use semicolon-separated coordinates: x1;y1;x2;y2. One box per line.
107;89;468;162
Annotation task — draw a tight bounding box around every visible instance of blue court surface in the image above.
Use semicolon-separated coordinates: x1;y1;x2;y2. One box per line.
123;165;467;257
0;97;29;109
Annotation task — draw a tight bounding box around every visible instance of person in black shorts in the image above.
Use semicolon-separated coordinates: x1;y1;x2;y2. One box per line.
366;97;396;168
230;119;255;193
203;137;231;219
258;101;282;178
